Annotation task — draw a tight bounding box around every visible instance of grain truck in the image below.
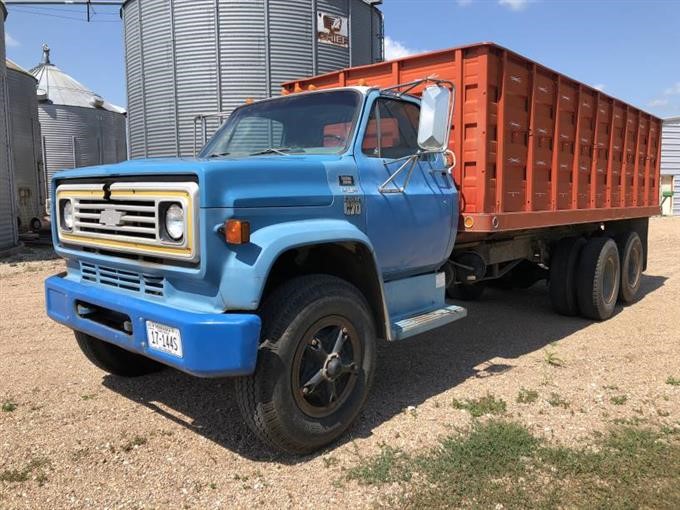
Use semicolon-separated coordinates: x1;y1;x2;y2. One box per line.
45;43;661;453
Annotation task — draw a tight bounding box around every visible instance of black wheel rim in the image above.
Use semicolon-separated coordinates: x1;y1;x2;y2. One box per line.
291;316;361;418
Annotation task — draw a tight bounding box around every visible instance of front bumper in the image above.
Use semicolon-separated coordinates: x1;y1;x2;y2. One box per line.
45;274;261;377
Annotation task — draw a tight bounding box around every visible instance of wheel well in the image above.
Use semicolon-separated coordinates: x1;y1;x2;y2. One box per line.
261;242;387;339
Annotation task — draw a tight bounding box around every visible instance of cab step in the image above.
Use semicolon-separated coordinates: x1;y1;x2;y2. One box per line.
391;304;467;341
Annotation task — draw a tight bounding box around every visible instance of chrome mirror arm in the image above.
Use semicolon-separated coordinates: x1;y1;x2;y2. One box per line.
378;150;442;194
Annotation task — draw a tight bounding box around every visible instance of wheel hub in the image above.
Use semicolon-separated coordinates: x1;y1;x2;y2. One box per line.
323;354;343;379
292;320;361;418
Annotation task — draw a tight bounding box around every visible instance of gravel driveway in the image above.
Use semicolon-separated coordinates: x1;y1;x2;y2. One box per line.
1;217;678;509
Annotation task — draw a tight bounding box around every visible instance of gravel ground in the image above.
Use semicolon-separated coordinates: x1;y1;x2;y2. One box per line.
1;218;679;509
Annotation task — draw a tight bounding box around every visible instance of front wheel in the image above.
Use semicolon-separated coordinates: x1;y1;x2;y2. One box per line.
75;331;165;377
235;275;376;454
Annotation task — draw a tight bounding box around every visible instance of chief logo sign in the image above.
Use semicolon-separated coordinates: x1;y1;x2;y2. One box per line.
99;209;124;227
317;11;348;48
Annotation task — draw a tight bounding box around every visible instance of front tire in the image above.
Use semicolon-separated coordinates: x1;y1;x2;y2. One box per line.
75;331;165;377
235;275;376;454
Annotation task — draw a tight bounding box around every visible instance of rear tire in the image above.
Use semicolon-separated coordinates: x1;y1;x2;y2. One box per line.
235;274;376;454
576;237;620;321
75;331;165;377
549;237;586;316
616;231;643;304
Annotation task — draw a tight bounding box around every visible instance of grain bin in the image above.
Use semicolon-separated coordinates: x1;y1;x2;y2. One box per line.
30;45;127;210
122;0;384;159
6;59;43;232
661;117;680;216
0;1;18;250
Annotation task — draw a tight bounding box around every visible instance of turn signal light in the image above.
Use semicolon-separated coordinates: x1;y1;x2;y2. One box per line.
225;220;250;245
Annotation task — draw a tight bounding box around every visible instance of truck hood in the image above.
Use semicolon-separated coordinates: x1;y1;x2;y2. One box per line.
53;156;338;208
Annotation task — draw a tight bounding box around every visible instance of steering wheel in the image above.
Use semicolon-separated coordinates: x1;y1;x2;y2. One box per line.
323;133;345;144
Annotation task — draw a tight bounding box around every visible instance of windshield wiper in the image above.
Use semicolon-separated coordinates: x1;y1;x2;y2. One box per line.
249;147;303;156
208;151;231;158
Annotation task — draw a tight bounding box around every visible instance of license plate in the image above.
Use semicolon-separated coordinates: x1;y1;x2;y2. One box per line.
146;321;183;358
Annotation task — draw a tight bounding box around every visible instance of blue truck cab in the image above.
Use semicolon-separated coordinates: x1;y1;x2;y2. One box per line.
45;82;467;453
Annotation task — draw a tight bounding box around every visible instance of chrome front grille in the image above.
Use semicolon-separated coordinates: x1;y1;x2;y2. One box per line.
80;261;165;297
55;181;199;262
74;197;159;242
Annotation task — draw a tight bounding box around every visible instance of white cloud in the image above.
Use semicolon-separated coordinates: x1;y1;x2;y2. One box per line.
593;84;606;91
499;0;531;10
648;98;669;107
5;32;19;48
664;82;680;96
384;36;420;60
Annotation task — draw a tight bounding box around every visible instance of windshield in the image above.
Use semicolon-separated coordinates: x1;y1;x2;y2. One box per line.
200;90;362;158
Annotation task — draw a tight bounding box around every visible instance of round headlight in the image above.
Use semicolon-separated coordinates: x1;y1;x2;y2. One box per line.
62;200;74;230
165;203;185;241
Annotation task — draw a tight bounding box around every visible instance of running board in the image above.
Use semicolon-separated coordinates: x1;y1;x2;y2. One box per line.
391;304;467;341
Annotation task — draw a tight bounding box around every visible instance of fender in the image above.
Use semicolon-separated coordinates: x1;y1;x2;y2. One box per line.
217;218;392;337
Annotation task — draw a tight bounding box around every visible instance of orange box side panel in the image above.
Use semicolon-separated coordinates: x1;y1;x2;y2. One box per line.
283;43;662;233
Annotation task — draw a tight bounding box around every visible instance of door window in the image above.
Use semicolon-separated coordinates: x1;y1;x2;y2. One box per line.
362;98;420;159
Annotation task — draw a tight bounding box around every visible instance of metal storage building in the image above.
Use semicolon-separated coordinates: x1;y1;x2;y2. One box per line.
0;1;17;250
6;59;43;232
30;45;127;209
661;116;680;216
122;0;384;159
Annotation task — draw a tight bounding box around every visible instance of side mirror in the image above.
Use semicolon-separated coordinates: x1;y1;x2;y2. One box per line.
417;85;454;152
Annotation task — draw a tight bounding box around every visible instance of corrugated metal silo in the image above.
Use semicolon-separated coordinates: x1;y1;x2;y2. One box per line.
0;1;18;250
661;116;680;216
122;0;384;159
30;45;127;209
6;59;43;232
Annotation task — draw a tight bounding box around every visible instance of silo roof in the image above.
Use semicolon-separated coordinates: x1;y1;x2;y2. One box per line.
6;59;36;80
30;45;126;114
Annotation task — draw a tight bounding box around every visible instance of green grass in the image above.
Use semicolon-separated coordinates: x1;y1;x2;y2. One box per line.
1;401;17;412
667;376;680;386
611;395;628;405
452;394;507;417
346;421;680;509
516;388;539;404
347;445;412;485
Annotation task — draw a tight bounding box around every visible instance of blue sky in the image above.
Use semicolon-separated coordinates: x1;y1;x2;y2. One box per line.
5;0;680;117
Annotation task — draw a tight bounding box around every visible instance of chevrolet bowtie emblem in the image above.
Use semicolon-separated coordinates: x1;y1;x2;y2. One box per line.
99;209;124;227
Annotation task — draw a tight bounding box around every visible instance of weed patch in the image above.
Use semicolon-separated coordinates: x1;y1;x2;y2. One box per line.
1;401;17;412
0;457;51;485
346;422;680;509
452;394;506;417
611;395;628;405
347;445;412;485
516;388;539;404
547;392;569;408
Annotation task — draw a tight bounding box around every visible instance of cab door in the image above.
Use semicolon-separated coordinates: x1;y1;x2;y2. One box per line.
355;95;457;279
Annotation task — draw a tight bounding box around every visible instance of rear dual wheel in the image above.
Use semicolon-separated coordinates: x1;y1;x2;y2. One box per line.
550;235;629;321
576;238;621;321
616;231;643;304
